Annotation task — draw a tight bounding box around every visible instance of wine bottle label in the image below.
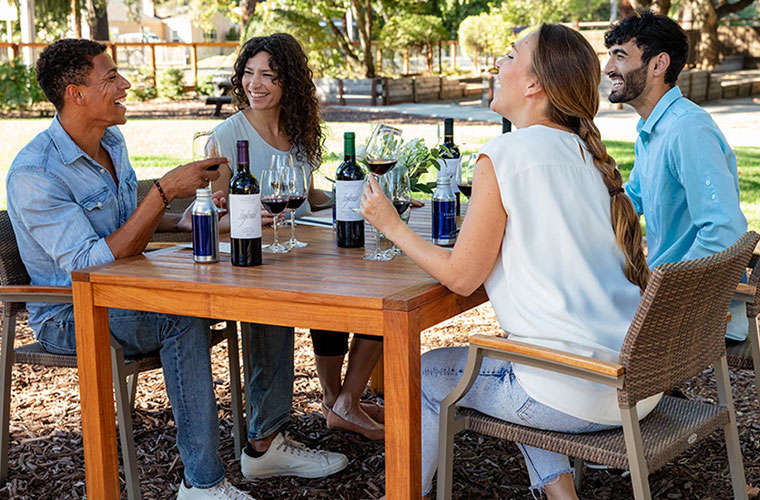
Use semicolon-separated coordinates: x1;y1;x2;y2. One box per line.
335;180;364;222
229;193;262;239
438;158;461;193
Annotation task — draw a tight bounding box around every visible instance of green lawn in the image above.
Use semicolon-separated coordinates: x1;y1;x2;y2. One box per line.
1;118;759;231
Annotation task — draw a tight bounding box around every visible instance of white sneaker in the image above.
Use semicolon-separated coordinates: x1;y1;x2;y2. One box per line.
240;431;349;479
177;478;255;500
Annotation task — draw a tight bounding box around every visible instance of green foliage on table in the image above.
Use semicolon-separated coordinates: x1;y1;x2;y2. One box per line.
125;68;158;101
157;69;185;100
0;59;46;112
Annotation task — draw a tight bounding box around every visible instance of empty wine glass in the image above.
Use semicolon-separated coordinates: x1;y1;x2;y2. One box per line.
261;160;290;254
192;130;223;191
384;165;412;257
364;124;403;261
458;153;477;199
284;160;308;248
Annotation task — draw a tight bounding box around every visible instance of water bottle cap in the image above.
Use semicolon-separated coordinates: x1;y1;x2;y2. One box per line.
196;188;212;197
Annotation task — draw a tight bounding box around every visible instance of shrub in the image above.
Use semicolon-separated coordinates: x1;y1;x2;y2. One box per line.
196;74;215;96
0;59;45;111
157;68;185;100
125;67;157;101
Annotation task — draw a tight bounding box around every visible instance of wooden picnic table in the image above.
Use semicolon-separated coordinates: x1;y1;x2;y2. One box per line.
71;206;486;499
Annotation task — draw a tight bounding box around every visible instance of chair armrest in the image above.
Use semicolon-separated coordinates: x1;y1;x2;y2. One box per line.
733;283;755;303
0;285;73;304
470;335;625;378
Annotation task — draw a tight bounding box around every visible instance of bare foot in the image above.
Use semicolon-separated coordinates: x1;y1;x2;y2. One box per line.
327;403;384;440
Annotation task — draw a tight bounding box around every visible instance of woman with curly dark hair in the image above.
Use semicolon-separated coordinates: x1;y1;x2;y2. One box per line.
212;34;385;462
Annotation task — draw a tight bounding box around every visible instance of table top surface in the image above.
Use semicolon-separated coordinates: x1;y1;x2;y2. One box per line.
71;205;457;312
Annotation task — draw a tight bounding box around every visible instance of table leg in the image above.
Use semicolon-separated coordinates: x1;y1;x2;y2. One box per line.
73;281;120;499
383;309;421;500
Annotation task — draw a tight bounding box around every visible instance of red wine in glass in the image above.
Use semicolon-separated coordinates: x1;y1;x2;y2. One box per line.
457;184;472;198
366;158;397;176
392;200;410;215
262;196;289;214
287;195;306;210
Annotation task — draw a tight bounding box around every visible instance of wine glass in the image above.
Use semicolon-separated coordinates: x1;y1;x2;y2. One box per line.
384;165;412;258
364;124;403;261
192;130;223;191
283;159;309;248
260;159;290;254
458;153;477;200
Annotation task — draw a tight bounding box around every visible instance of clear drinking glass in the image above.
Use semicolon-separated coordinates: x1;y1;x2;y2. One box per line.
458;153;477;200
192;130;223;191
284;160;308;248
384;166;412;257
261;160;290;254
364;123;403;261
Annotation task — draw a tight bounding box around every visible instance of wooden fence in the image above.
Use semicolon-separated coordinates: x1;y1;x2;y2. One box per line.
314;76;482;106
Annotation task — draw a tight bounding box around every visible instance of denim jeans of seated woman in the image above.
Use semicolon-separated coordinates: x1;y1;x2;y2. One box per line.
37;306;226;489
421;346;617;497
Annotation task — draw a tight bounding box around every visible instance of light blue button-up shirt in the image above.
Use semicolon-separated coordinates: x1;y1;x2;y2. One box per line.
624;86;746;268
6;116;137;333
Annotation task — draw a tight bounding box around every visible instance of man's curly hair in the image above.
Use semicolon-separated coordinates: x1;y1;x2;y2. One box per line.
231;33;322;171
35;39;107;111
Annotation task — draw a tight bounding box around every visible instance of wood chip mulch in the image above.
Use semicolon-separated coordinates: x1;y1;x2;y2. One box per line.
0;304;759;499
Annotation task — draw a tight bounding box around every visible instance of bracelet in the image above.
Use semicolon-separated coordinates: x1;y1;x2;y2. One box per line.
154;179;171;210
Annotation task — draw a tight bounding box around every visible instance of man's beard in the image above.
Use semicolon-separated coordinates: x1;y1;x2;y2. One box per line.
608;63;648;103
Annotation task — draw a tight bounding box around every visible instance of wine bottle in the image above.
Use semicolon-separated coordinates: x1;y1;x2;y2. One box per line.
229;140;262;266
502;117;512;134
438;118;461;215
335;132;364;248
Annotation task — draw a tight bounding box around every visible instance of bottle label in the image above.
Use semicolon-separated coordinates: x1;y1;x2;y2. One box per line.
229;193;262;239
432;199;456;243
335;180;364;222
438;158;461;193
192;213;218;259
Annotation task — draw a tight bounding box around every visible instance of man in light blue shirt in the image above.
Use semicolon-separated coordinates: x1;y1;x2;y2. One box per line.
604;11;748;340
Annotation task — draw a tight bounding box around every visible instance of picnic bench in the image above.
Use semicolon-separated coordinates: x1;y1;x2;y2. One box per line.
205;73;233;116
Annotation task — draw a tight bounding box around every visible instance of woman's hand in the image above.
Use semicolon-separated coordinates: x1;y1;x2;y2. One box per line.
360;174;401;235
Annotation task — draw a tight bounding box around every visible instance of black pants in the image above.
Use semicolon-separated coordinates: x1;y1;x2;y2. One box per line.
311;329;382;357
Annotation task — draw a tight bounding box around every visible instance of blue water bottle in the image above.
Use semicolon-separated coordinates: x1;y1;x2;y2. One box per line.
192;188;219;263
432;174;457;246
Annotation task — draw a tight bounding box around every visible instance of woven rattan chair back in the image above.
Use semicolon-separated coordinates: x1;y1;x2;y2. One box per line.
0;211;31;318
617;232;759;408
136;179;194;243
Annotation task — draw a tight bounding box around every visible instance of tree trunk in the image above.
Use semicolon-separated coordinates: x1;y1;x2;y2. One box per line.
655;0;671;15
693;0;719;68
87;0;109;40
71;0;82;37
241;0;257;26
351;0;375;78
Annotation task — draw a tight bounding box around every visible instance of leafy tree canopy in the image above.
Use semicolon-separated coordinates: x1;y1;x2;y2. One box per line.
379;14;446;49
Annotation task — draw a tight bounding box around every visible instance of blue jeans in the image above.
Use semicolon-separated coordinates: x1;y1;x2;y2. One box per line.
244;323;294;440
37;307;225;489
421;346;616;495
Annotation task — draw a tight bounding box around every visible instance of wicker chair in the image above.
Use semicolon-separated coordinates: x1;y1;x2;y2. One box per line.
0;210;245;500
727;260;760;405
137;178;194;243
437;231;760;500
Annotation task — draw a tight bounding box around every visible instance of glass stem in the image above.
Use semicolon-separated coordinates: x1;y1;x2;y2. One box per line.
374;226;381;256
290;210;296;241
273;216;280;245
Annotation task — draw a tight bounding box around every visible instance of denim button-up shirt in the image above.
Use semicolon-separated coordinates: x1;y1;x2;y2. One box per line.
6;116;137;333
624;86;746;268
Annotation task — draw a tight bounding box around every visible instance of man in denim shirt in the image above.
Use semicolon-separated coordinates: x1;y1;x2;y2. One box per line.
604;11;748;340
6;39;253;500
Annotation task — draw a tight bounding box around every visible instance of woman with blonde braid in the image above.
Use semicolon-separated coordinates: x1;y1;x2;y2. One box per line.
363;24;658;499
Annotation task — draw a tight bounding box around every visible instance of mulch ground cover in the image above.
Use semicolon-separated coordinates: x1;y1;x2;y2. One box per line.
1;304;759;500
1;99;759;499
